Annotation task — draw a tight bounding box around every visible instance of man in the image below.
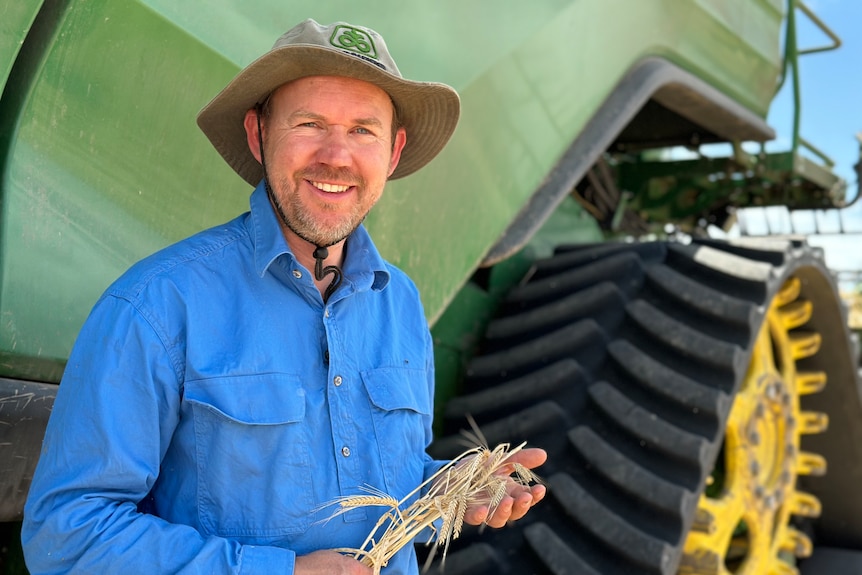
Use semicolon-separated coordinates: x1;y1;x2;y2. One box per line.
22;18;546;574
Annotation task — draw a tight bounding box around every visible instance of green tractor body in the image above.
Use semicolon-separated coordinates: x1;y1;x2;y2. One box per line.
2;1;861;573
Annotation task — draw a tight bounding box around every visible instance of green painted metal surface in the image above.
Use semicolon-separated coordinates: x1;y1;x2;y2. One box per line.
1;0;786;381
0;0;42;96
1;1;247;380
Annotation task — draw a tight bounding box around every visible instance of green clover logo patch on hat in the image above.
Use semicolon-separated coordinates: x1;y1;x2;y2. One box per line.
330;25;377;59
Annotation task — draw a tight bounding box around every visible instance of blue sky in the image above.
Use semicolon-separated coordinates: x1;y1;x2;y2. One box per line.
727;0;862;284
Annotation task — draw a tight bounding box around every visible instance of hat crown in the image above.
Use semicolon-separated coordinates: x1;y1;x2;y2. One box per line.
273;19;402;78
197;18;460;185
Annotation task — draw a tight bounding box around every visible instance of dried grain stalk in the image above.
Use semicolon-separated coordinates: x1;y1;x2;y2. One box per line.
324;441;542;574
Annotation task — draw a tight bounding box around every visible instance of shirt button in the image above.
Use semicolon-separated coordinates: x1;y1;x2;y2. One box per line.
333;375;343;387
324;308;330;318
341;446;351;457
292;270;302;279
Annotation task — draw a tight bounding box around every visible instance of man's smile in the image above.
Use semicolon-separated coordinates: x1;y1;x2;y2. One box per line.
309;180;351;193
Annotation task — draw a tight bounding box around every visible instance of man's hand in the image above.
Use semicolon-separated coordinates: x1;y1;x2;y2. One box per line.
463;447;547;529
294;550;373;574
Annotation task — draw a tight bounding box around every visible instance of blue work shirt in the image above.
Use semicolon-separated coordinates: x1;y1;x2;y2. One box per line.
23;182;440;574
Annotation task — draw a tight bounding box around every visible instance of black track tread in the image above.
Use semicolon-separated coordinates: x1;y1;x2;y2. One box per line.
645;264;756;328
530;241;667;281
549;471;675;574
424;239;862;573
608;339;731;420
588;381;712;469
665;242;769;303
421;543;506;575
524;522;602;575
485;280;626;345
429;400;568;460
693;237;791;266
799;547;862;574
444;359;585;419
569;425;696;518
465;319;607;381
626;298;745;374
504;250;648;310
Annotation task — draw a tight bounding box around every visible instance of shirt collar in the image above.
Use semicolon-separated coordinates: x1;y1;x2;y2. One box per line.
249;181;390;292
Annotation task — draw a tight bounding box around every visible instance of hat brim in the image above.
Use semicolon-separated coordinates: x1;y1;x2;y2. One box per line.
197;44;460;186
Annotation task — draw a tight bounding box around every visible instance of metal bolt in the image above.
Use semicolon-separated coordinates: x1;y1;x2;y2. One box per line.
766;382;779;400
749;431;760;446
750;461;761;476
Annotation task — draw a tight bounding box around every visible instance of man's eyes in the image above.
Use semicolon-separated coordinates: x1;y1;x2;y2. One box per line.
294;122;377;136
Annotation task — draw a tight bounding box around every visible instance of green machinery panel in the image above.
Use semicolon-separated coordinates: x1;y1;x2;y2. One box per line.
0;0;785;382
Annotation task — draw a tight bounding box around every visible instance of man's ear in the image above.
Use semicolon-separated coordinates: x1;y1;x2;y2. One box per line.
387;127;408;177
243;108;262;163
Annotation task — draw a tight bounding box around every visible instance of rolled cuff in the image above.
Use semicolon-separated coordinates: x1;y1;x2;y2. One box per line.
239;544;296;574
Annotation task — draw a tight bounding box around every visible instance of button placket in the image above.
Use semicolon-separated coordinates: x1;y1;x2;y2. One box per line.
324;306;359;495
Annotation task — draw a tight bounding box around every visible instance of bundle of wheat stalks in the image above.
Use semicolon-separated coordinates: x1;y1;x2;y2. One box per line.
325;440;542;574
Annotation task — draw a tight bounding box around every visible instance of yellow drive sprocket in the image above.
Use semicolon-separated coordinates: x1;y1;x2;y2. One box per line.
680;277;829;575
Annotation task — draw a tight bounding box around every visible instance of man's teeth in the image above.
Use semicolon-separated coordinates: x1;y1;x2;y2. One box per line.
312;181;350;193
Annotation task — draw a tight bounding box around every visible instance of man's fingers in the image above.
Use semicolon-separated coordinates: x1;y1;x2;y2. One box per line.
462;447;548;528
465;504;488;525
486;497;514;528
507;491;533;522
531;484;546;505
505;447;547;471
500;483;546;523
466;482;547;527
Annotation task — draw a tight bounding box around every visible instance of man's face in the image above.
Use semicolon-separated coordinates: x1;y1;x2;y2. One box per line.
254;75;406;248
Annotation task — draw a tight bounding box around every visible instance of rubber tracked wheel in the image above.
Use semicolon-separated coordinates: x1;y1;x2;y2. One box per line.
421;238;862;575
799;547;862;573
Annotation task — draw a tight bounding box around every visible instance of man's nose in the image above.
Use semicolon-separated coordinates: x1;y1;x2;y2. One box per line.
315;129;352;167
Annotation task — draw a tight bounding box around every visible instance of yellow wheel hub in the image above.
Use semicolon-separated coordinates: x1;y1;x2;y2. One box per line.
679;277;829;575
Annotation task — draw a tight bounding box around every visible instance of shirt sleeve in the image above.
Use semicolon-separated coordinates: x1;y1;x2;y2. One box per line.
417;324;448;545
21;294;296;575
421;323;448;483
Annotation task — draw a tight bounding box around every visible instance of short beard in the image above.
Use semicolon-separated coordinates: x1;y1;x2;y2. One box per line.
270;167;371;248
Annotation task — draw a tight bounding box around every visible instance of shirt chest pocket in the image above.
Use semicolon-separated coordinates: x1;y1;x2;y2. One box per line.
184;373;314;539
361;367;433;499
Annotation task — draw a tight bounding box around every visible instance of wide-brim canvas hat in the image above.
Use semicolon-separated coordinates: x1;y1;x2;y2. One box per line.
197;18;460;186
